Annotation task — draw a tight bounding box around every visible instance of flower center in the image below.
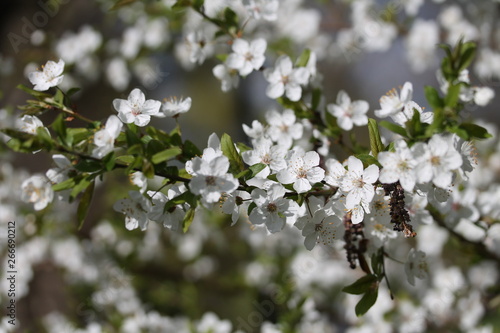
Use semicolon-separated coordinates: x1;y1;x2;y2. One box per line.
266;202;277;213
353;177;365;188
261;153;271;164
296;168;307;178
430;156;441;166
205;176;216;186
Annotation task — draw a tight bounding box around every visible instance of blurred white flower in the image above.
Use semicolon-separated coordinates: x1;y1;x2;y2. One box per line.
327;90;369;131
160;96;192;117
226;38;267;76
264;55;309;101
405;248;428;286
92;115;123;158
113;190;152;231
21;175;54;210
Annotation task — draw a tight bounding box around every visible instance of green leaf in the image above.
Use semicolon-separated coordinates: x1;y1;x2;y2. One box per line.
367;118;384;158
67;128;89;145
16;84;51;99
355;154;382;168
115;155;135;164
66;87;81;97
125;127;142;146
235;142;252;153
457;41;476;72
458;123;492;140
102;152;116;171
424;86;444;110
295;48;311;67
342;274;378;295
142;160;155;178
182;207;196;233
152;147;182;164
221;133;244;174
70;177;91;200
183;140;202;159
74;159;102;173
371;249;384;277
355;286;379;317
311;88;322;111
146;139;165;158
405;108;422;139
54;88;64;105
52;114;68;146
36;127;53;150
379;121;408;138
248;163;266;179
52;177;76;192
77;181;94;230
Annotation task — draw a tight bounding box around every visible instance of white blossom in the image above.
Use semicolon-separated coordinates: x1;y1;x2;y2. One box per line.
326;90;369;131
226;38;267;76
92;115;123;158
187;147;239;206
28;59;65;91
113;88;161;126
249;184;297;233
277;150;325;193
264;55;309;102
378;140;418;192
341;156;379;209
21;174;54;210
113;190;152;231
160;96;192;117
405;248;428;286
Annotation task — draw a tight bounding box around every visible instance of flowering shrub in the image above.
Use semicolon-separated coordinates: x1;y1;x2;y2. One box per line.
2;0;500;332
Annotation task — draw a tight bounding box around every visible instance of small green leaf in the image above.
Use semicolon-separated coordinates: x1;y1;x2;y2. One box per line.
70;177;91;200
235;142;252;154
74;159;102;173
457;42;476;72
221;133;244;174
115;155;135;164
182;207;196;233
102;152;116;171
311;88;322;111
458;123;492;140
355;286;379;317
152;147;182;164
342;274;378;295
16;84;51;99
248;163;266;179
367;118;384;158
36;127;53;150
355;154;382;168
424;86;444;110
52;177;76;191
125;127;142;146
77;181;95;230
379;121;408;138
295;48;311;67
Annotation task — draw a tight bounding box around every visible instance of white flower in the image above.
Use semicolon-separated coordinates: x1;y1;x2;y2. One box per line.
341;156;379;209
28;59;65;91
221;190;251;225
375;82;413;119
472;86;495;106
227;38;267;76
46;154;74;186
241;138;287;178
404;248;428;286
185;30;214;65
249;184;297;233
326;90;369;131
17;115;46;135
213;63;240;92
413;134;463;188
113;190;152;231
378;140;418;192
324;158;347;187
265;109;303;148
160;96;192;117
147;185;187;231
295;197;342;250
264;55;309;102
21;175;54;210
187;147;239;206
92;115;123;158
277;150;325;193
112;88;161;126
130;171;147;193
245;0;279;21
390;101;433;126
